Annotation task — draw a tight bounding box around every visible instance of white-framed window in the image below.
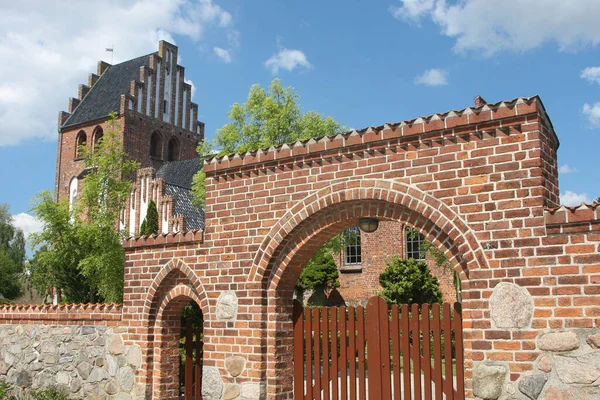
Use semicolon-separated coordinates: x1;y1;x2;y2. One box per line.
406;227;425;261
69;177;78;211
344;226;362;265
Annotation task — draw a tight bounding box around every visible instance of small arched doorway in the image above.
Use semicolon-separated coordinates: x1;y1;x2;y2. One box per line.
153;285;205;400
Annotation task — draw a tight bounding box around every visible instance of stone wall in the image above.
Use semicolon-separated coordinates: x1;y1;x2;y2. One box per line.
0;304;145;400
474;327;600;400
0;324;142;399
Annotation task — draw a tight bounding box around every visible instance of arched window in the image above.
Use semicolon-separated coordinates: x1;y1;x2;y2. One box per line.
75;131;86;158
150;131;162;159
69;177;78;211
167;137;180;161
92;127;103;152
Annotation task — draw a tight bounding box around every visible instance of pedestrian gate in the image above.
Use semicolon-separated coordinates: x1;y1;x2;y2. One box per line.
292;296;464;399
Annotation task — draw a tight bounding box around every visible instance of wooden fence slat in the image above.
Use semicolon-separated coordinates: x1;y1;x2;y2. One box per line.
194;326;203;400
294;300;304;400
348;306;357;400
443;303;453;400
331;307;339;400
184;323;193;400
453;303;465;400
314;307;322;399
401;304;411;399
379;298;392;400
390;305;401;400
322;307;330;400
366;299;381;400
422;304;432;400
339;307;347;400
305;308;313;400
411;304;422;400
432;303;443;400
357;306;366;400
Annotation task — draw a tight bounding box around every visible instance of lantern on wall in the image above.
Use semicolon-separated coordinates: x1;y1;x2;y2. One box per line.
358;217;379;233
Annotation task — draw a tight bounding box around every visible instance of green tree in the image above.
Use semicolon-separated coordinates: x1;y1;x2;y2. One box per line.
379;256;443;306
0;204;26;300
31;114;138;303
297;249;340;292
595;197;600;204
140;200;159;236
192;78;343;207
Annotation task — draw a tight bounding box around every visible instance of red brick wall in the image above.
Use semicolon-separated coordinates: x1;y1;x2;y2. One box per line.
22;96;600;399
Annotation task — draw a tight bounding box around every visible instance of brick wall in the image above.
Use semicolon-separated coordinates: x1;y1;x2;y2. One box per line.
11;95;600;400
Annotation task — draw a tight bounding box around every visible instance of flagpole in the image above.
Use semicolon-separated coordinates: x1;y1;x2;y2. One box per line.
105;45;114;64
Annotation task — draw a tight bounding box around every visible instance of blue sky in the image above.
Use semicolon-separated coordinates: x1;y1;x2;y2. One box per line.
1;0;600;239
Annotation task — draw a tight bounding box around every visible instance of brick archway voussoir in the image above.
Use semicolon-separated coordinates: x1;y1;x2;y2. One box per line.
143;258;209;322
250;178;487;284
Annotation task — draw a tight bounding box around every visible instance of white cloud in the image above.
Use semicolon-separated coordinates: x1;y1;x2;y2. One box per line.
213;47;232;63
560;190;592;206
0;0;235;147
265;49;312;74
390;0;600;55
11;213;43;240
390;0;435;25
583;102;600;127
414;68;448;86
581;66;600;85
558;164;577;174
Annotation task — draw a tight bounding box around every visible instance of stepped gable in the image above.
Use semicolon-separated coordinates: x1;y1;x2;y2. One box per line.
62;54;152;128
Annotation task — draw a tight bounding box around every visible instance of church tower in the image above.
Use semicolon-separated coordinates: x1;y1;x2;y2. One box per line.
55;41;204;205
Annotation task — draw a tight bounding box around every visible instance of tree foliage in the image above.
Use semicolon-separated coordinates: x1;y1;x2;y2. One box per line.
297;249;340;292
379;256;443;306
0;204;26;300
140;200;159;236
192;78;343;207
30;114;138;304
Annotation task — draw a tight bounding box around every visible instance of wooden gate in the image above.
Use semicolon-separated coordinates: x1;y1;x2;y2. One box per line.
292;296;464;399
182;322;203;400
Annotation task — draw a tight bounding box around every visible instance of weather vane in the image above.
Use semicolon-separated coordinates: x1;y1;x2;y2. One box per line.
105;45;114;64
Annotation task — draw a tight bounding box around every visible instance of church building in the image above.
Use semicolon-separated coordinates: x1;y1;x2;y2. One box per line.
56;40;455;304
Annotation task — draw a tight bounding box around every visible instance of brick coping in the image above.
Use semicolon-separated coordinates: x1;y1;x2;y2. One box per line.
204;95;557;173
0;303;122;321
122;229;203;249
544;203;600;225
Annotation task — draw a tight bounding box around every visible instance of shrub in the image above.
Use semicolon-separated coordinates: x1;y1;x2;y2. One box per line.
379;256;442;305
297;250;340;293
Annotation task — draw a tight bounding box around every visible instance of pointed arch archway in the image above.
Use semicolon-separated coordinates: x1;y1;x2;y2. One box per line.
142;258;209;400
250;178;487;398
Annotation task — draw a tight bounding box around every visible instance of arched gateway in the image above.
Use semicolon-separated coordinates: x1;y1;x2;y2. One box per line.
250;179;487;397
4;96;600;400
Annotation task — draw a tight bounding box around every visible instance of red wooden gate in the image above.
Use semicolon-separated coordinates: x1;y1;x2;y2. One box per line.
183;322;203;400
293;296;464;399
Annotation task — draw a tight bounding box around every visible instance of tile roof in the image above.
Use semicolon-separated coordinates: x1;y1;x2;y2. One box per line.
156;158;201;189
62;54;152;128
165;184;205;230
156;158;204;230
